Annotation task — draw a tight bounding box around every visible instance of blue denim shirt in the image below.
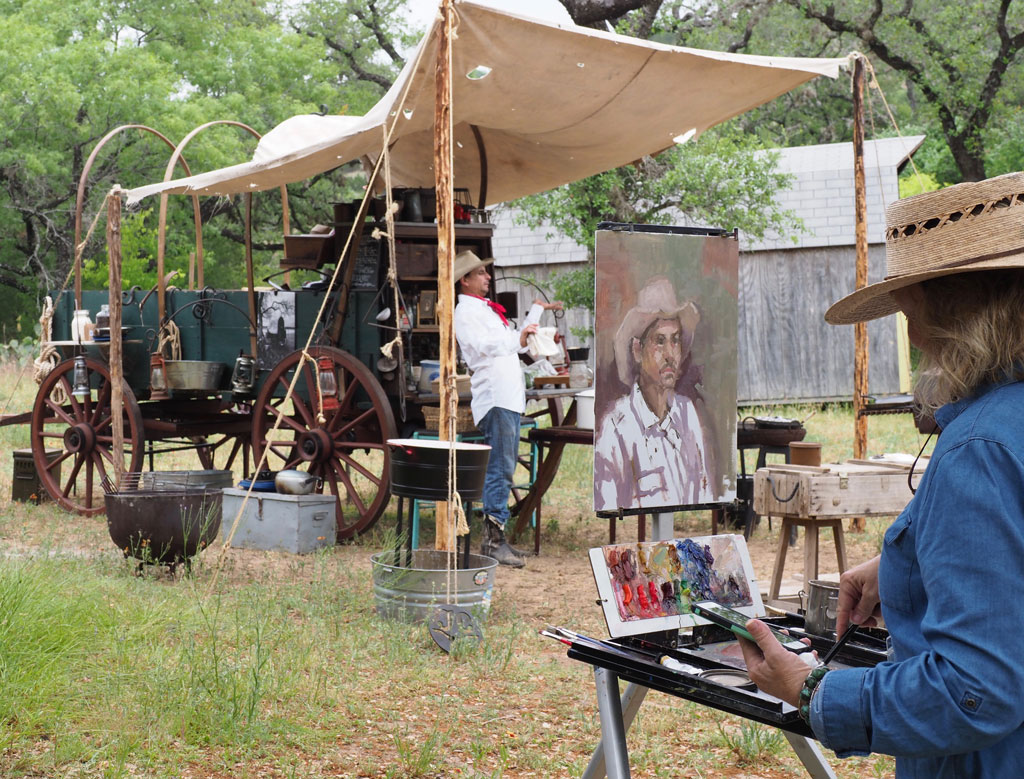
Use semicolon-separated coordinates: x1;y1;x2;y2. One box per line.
810;380;1024;777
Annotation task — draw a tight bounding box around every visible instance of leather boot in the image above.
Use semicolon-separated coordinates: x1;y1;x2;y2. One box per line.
480;518;525;568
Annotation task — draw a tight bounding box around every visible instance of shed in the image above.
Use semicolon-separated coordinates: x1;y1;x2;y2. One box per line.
492;135;926;404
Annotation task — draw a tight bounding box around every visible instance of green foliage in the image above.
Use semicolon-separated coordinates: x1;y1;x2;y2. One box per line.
514;122;801;318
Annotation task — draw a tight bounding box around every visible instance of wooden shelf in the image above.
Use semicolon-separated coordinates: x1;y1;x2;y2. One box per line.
401;276;436;282
412;327;439;333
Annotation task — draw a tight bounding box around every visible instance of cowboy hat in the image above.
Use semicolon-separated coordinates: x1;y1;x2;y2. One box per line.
826;171;1024;324
613;276;700;386
453;249;495;283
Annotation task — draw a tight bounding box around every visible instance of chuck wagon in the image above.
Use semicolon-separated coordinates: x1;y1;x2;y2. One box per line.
10;124;495;541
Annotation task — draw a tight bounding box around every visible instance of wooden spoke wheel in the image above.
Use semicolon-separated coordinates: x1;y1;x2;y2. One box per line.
30;357;145;515
252;346;396;540
194;428;252;477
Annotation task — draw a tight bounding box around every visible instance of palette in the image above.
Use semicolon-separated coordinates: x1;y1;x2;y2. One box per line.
589;533;763;638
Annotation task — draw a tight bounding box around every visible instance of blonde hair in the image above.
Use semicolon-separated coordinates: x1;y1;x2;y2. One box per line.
914;270;1024;412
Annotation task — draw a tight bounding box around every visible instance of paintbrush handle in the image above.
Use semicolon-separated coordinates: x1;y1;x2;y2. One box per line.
821;622;859;666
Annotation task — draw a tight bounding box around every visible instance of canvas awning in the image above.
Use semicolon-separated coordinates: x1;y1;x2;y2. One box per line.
125;0;849;207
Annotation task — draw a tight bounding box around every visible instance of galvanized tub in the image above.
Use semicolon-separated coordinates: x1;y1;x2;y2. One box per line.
371;549;498;623
164;360;224;391
142;470;233;491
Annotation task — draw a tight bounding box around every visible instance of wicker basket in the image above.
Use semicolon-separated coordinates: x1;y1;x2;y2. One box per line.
422;405;477;433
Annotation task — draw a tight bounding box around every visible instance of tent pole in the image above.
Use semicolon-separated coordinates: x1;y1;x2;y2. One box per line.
435;0;457;552
107;187;125;491
851;54;869;532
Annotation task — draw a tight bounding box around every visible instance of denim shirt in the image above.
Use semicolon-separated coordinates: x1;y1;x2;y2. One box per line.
810;380;1024;777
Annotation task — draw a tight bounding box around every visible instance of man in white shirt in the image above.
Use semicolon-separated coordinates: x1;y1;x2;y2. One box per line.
453;250;562;566
594;276;715;511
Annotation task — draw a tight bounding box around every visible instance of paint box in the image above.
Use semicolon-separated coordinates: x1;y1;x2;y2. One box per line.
220;488;335;554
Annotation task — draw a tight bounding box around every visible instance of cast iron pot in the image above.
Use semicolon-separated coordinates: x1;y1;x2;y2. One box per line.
105;488;222;567
386;438;490;502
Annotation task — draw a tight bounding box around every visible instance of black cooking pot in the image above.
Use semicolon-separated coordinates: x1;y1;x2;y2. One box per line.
105;488;222;566
386;438;490;501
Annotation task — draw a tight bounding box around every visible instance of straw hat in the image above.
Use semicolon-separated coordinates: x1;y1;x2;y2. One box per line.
826;171;1024;324
613;276;700;386
453;250;494;283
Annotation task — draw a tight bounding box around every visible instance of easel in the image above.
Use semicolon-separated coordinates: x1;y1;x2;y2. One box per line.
579;513;838;779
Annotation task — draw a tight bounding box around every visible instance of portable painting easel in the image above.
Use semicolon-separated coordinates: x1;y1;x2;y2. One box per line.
548;532;888;779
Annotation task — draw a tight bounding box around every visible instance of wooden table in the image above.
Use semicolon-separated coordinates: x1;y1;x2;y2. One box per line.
754;458;923;606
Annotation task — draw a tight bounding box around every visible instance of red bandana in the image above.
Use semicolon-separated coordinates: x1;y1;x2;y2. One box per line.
468;294;509;326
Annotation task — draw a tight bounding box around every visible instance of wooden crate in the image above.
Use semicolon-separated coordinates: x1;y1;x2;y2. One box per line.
754;458;924;518
422;405;477;433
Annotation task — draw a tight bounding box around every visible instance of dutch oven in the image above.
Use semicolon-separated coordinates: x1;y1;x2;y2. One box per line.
105;487;222;568
386;438;490;502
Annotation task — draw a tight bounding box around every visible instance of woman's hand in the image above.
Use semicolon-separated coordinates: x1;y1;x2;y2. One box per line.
836;555;882;635
738;620;814;707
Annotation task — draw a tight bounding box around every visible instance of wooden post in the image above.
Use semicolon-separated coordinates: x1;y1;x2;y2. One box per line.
107;187;125;490
244;193;259;358
434;0;456;551
851;55;869;532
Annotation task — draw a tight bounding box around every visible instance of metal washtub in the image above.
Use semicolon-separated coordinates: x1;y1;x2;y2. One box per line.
163;360;224;391
371;549;497;623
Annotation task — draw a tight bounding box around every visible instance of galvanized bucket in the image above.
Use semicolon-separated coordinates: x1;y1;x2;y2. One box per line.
371;549;498;624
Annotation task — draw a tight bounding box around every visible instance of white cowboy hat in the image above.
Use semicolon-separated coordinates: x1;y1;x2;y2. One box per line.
453;249;494;283
826;171;1024;324
613;276;700;386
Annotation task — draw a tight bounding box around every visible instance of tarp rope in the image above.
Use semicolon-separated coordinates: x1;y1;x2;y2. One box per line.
209;18;436;592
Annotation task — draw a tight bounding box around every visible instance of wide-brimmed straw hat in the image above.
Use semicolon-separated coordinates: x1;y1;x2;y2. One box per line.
614;276;699;385
826;171;1024;324
453;250;494;283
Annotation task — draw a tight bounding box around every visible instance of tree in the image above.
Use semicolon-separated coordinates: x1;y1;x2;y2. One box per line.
0;0;414;332
565;0;1024;184
514;123;801;316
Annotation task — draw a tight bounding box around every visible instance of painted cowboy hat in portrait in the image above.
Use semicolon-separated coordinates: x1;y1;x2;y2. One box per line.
827;171;1024;324
595;275;719;512
612;276;702;387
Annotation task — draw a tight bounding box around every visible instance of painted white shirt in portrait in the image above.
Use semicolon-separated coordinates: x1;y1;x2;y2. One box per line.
594;383;712;510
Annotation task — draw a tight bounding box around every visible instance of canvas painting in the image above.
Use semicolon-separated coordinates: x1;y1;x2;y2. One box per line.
588;534;763;638
593;228;738;513
258;290;296;369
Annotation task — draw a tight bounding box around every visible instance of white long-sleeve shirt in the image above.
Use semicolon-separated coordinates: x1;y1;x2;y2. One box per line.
454;295;543;424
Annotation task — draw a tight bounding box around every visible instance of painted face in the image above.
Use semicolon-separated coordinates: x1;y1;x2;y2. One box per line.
633;318;685;390
460;265;491;297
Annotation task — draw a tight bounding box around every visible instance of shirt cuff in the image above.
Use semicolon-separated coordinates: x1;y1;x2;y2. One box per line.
810;666;872;756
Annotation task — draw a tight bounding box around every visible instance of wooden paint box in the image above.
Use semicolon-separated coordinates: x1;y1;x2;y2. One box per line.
754;458;925;518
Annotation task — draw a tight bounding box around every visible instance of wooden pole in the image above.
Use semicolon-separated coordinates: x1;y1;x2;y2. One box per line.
107;188;125;490
244;193;259;358
434;0;456;551
851;55;869;532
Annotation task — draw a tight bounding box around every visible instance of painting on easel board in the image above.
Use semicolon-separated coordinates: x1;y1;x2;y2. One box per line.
592;227;738;513
589;534;763;638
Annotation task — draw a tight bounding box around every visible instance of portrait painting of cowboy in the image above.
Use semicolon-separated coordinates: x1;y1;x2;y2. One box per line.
593;230;738;512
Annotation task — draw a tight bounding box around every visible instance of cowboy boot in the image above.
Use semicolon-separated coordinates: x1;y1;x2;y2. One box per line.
481;517;525;568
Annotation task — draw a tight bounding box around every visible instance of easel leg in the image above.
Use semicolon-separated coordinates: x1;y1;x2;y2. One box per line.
804;522;820;587
782;732;837;779
586;669;637;779
769;518;792;601
583;674;647;779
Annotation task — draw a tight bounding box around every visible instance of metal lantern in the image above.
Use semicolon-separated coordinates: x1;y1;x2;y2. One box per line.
71;356;90;399
317;356;339;411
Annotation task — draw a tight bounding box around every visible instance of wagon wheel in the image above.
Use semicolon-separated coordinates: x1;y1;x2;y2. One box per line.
30;357;145;515
252;346;396;540
193;422;252;477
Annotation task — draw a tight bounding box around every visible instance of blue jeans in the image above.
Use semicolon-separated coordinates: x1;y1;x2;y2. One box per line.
476;406;520;528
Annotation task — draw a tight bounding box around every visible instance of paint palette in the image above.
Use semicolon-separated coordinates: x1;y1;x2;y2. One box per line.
589;533;763;638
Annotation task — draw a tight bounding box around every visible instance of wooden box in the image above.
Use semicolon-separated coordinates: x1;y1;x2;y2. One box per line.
282;231;335;269
394;242;436;276
754;458;925;518
422;405;477;433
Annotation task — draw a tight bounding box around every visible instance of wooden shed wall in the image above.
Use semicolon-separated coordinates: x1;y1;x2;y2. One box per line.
738;244;900;404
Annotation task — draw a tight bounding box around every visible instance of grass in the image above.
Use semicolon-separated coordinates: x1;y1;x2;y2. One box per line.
0;354;914;778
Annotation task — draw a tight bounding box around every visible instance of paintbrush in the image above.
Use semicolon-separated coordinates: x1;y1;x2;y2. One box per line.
820;622;860;666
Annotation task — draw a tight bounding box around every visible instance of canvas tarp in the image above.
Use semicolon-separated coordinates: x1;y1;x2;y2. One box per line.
125;1;849;207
